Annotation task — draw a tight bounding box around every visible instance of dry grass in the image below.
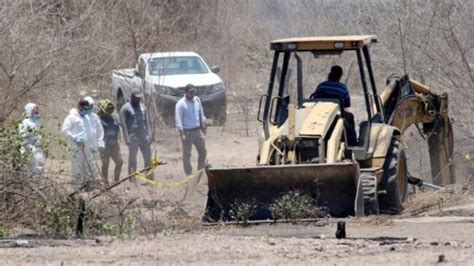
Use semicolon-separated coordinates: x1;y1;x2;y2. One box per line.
402;187;472;217
346;216;394;227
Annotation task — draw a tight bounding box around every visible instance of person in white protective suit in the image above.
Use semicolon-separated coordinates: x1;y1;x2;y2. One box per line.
62;99;103;191
18;103;45;178
84;96;105;155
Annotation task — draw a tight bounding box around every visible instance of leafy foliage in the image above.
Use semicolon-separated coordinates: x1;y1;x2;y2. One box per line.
40;195;76;236
229;198;258;225
0;225;7;237
0;118;29;171
0;116;133;238
100;215;134;239
269;190;328;222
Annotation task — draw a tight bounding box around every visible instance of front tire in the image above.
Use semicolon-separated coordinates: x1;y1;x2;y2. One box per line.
379;138;408;214
214;110;227;126
361;173;379;215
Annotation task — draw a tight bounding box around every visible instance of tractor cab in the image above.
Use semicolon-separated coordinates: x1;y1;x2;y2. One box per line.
257;35;383;161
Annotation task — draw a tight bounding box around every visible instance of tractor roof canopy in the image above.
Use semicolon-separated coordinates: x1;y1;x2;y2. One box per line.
271;35;377;52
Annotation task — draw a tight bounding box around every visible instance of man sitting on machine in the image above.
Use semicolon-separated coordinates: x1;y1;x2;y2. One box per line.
311;65;357;146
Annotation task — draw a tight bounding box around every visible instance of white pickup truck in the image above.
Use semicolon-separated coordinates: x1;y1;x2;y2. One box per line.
112;52;226;125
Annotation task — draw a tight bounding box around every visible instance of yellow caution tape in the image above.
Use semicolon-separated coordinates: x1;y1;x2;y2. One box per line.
133;157;204;186
151;156;162;166
135;169;204;186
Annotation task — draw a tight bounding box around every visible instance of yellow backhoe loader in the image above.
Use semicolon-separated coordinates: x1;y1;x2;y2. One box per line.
204;35;454;222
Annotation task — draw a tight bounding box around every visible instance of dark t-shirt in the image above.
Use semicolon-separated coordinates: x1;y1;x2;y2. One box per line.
100;114;121;144
119;102;149;139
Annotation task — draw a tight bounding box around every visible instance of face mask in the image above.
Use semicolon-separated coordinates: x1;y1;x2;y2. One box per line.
82;108;93;116
131;97;141;107
31;113;40;122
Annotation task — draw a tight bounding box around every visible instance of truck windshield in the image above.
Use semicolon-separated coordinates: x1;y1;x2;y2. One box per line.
148;56;209;75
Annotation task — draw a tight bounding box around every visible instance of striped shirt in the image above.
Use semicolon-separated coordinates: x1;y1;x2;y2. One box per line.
313;81;351;107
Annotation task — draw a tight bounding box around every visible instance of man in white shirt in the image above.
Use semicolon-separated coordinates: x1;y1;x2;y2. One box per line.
175;84;207;175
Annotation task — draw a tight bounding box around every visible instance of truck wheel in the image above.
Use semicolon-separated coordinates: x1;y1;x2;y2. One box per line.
214;111;227;126
213;103;227;126
379;138;408;214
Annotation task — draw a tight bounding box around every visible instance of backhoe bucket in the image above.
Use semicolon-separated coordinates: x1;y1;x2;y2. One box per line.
203;163;359;222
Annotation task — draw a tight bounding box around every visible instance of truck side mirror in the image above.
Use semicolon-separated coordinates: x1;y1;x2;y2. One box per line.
211;65;220;74
133;69;141;77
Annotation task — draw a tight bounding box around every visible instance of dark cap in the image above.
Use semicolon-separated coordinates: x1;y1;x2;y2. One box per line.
131;89;144;98
79;99;91;108
184;84;196;93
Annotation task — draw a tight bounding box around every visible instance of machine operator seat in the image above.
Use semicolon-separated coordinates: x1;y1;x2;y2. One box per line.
309;92;358;146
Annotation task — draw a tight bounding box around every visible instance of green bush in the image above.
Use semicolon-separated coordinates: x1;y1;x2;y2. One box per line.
0;225;7;238
229;198;258;224
269;190;323;221
40;195;76;236
0;116;131;238
0;116;164;239
0;118;30;171
101;215;135;239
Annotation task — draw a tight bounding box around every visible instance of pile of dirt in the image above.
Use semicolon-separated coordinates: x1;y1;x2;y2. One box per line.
402;186;474;217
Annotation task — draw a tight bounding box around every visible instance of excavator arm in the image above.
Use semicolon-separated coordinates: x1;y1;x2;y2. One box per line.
379;75;455;185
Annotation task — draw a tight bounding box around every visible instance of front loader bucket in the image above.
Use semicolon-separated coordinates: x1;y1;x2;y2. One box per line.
203;163;359;222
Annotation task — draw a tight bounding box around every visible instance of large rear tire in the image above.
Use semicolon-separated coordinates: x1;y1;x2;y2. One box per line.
379;138;408;214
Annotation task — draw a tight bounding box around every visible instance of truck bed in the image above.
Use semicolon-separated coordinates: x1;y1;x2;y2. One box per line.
112;68;135;79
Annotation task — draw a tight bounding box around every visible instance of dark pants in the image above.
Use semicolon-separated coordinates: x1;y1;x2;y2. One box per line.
182;129;207;175
100;143;123;183
344;112;358;146
128;136;152;175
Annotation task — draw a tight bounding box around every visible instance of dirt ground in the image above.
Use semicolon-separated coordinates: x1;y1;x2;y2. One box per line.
1;111;474;265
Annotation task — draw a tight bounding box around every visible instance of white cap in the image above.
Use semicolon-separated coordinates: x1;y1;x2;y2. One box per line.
24;103;38;118
84;96;95;106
